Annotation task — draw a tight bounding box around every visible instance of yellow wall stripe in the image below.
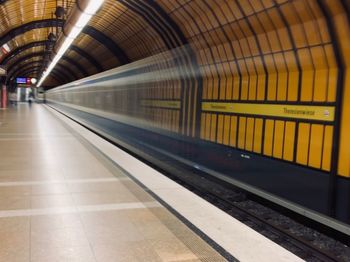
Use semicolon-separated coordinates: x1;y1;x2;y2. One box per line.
141;100;181;109
202;102;335;122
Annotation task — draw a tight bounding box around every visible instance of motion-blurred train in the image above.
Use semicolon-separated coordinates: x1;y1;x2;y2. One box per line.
45;0;350;235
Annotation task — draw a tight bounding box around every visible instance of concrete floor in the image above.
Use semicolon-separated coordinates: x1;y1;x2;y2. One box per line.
0;104;225;262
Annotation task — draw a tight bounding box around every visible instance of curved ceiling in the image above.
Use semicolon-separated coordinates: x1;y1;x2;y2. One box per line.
0;0;127;86
0;0;192;87
0;0;349;92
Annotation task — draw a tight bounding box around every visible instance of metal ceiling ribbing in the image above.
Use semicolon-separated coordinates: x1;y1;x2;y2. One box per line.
0;0;194;86
0;0;128;85
0;0;74;83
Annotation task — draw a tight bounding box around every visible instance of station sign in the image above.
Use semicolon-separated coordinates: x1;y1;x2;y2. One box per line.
16;77;27;84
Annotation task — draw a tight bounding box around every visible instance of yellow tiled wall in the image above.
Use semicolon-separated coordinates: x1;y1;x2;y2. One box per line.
160;0;349;176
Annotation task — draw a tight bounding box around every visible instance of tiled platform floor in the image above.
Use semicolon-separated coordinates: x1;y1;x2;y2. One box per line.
0;104;226;262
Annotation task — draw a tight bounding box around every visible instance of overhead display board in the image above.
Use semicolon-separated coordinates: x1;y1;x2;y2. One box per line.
16;77;37;85
16;77;27;84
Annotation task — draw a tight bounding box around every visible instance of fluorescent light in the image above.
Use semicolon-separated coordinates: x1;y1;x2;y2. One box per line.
37;0;105;87
67;26;82;39
75;12;92;28
84;0;105;14
57;37;75;55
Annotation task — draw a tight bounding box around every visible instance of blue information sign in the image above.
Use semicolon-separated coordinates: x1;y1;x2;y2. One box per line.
16;78;27;84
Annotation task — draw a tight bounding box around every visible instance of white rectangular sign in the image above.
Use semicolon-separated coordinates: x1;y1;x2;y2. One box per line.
0;66;6;76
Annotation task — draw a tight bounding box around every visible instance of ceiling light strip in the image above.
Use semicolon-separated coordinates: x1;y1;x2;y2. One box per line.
37;0;104;87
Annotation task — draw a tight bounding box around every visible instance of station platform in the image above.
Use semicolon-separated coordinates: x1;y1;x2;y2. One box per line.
0;104;303;262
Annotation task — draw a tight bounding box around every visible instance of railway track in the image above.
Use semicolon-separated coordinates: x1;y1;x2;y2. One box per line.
127;140;348;261
159;162;348;262
199;189;339;261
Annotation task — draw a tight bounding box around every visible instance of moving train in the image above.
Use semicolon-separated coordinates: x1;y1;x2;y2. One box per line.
45;0;350;235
